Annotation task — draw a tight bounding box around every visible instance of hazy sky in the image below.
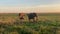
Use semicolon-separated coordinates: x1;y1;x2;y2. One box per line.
0;0;60;13
0;0;59;7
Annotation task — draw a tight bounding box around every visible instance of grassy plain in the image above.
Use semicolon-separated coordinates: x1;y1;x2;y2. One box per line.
0;13;60;34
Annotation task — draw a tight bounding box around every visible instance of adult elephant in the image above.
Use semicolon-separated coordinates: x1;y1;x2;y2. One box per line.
27;13;38;22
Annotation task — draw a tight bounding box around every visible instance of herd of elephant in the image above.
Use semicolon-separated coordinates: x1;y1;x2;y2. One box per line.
19;13;38;23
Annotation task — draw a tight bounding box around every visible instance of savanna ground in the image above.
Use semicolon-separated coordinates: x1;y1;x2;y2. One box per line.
0;13;60;34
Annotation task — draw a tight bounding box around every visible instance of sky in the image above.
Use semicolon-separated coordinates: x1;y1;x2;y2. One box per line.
0;0;60;13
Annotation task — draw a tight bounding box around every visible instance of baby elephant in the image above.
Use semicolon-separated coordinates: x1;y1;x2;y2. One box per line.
19;13;25;23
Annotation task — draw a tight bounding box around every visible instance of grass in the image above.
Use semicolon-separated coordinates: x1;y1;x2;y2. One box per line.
0;13;60;34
